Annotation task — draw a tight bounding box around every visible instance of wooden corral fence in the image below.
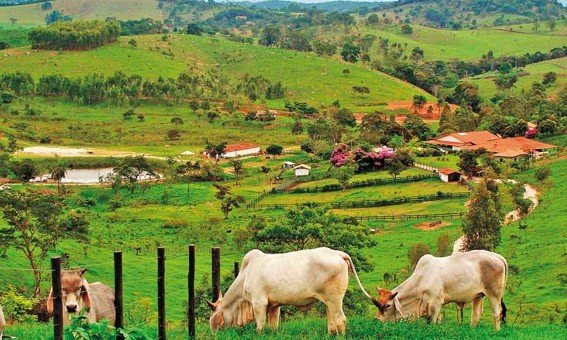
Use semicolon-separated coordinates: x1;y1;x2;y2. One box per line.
253;192;470;210
351;212;466;221
48;246;238;340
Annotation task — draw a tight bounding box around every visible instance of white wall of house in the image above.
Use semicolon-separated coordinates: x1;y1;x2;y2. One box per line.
295;168;310;177
439;173;449;182
222;147;260;158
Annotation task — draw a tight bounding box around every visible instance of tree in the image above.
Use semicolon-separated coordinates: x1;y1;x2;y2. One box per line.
436;233;450;257
291;119;304;135
187;23;202;36
334;163;356;190
9;18;17;26
412;95;427;113
0;189;66;296
401;24;413;34
259;26;281;47
332;108;356;127
452;82;481;112
254;207;376;272
189;100;199;115
11;159;37;183
385;155;407;179
542;72;557;86
205;140;227;161
213;184;245;219
367;13;379;26
41;2;53;11
341;43;360;63
266;144;283;158
207;111;220;123
113;156;156;193
171;117;184;125
50;162;67;196
457;149;481;178
547;18;556;31
462;180;502;251
166;129;181;141
201;101;211;116
229;159;244;185
137;113;145;122
407;243;430;269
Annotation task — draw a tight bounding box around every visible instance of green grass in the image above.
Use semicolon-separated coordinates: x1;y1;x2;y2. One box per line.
415;154;460;169
331;198;467;217
1;34;432;112
0;0;163;25
318;23;567;62
5;319;567;339
261;179;468;205
295;167;429;189
469;57;567;99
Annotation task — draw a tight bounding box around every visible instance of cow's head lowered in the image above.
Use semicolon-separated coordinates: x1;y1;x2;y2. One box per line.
207;291;254;333
47;269;91;323
373;287;401;321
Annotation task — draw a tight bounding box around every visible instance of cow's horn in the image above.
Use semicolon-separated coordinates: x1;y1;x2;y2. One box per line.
206;300;216;311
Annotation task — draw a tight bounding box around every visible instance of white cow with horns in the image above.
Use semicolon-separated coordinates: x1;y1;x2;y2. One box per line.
208;247;375;335
372;250;508;330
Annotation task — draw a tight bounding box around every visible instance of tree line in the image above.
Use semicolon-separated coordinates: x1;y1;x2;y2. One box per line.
0;70;286;106
28;20;120;50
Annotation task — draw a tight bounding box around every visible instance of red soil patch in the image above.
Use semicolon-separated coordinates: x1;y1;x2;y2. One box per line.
387;101;459;121
415;220;451;231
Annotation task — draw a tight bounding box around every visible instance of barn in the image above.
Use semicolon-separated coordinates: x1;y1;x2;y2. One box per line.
222;143;261;158
294;164;311;177
438;168;461;183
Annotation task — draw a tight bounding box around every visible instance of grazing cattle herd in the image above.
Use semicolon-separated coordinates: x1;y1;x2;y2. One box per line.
1;247;508;336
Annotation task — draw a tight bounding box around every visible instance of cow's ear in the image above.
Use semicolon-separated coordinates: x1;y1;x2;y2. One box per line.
46;288;54;315
81;281;91;310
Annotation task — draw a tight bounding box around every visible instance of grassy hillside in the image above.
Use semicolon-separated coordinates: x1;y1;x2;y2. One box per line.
354;24;567;62
0;33;432;111
469;57;567;98
0;0;163;24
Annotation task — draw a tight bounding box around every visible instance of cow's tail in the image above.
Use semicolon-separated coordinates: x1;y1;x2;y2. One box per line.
498;253;508;324
342;254;378;306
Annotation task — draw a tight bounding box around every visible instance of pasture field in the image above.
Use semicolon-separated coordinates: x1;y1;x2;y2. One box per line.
317;23;567;62
469;57;567;99
0;149;565;336
0;0;163;24
0;34;432;112
1;96;306;156
5;318;567;339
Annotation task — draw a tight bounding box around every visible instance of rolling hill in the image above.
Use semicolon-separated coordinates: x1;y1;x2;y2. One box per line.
0;33;432;111
0;0;163;24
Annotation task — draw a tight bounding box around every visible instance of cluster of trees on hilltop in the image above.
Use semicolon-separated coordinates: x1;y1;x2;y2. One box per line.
0;70;286;106
113;18;165;36
28;20;120;50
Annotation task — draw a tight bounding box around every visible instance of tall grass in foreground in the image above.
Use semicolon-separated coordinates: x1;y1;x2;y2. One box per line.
6;318;567;339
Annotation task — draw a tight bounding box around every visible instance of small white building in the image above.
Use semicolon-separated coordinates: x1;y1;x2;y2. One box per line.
294;164;311;177
283;161;296;169
438;168;461;183
222;143;261;158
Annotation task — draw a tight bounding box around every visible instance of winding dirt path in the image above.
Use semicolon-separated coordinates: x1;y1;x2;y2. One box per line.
452;182;539;254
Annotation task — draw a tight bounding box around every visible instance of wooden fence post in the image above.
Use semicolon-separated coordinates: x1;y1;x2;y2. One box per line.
234;262;240;279
51;256;63;340
114;251;124;340
157;247;166;340
188;245;195;338
212;247;221;302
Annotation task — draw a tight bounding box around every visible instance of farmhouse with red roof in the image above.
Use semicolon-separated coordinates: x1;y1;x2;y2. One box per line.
465;137;556;161
221;142;261;158
426;131;500;151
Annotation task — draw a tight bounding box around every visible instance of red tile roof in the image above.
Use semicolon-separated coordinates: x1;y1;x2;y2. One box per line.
466;137;556;157
439;168;461;175
224;142;260;153
427;131;500;147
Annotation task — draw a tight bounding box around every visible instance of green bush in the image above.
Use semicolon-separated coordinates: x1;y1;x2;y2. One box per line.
64;315;151;339
0;285;37;323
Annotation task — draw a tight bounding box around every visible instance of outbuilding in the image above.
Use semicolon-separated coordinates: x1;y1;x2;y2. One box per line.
438;168;461;183
221;143;261;158
294;164;311;177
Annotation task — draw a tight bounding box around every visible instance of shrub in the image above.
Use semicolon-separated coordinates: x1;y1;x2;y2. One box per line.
162;219;188;229
0;286;37;323
535;167;551;182
407;243;430;269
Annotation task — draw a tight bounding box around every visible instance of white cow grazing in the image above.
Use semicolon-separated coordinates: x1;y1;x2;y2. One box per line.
373;250;508;330
208;247;375;335
0;304;5;339
47;269;116;325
